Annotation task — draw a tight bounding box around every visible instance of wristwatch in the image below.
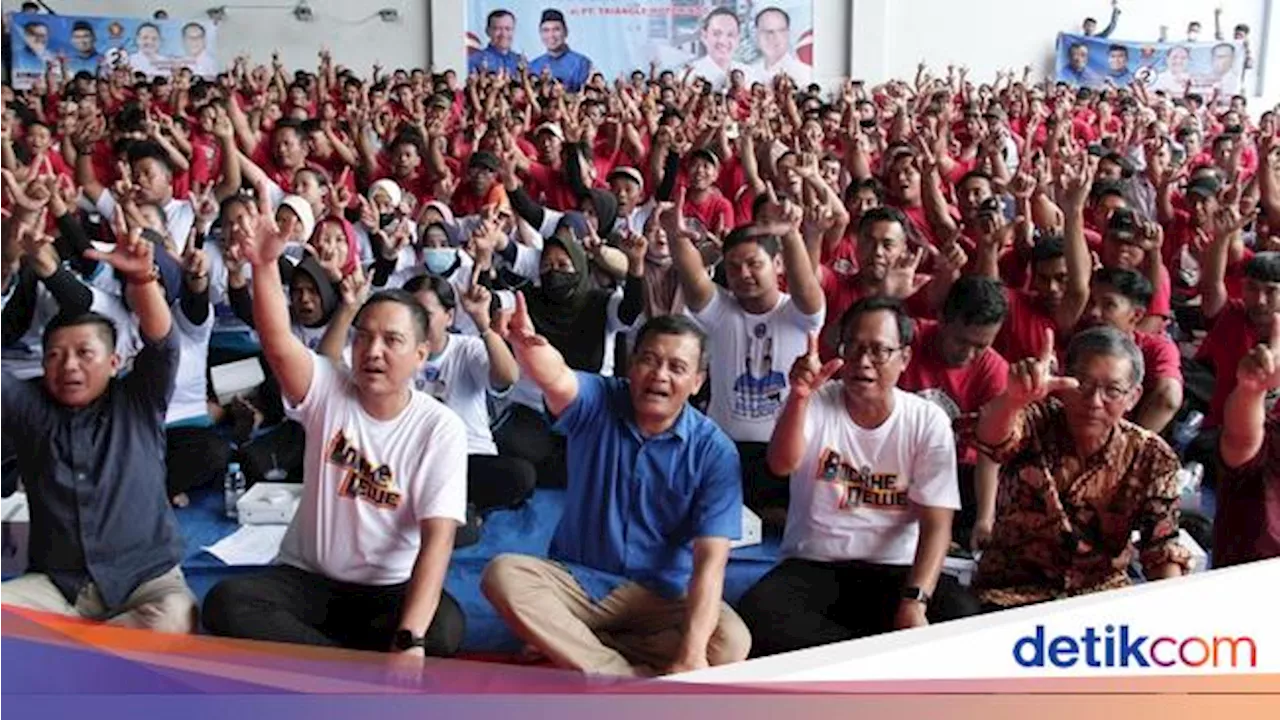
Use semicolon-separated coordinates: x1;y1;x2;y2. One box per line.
392;629;427;651
901;586;931;605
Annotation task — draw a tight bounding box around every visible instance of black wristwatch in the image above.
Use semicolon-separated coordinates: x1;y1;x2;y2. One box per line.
901;586;931;605
392;629;427;651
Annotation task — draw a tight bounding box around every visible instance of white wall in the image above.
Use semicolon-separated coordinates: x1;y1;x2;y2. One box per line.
3;0;432;74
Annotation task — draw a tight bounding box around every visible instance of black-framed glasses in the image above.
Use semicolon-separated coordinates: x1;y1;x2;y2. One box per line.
839;342;902;365
1073;378;1133;403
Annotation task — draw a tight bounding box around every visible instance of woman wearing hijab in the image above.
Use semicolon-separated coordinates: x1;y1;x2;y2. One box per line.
493;222;648;488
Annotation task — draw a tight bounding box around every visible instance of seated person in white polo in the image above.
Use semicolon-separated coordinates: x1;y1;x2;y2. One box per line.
737;298;979;657
201;208;468;657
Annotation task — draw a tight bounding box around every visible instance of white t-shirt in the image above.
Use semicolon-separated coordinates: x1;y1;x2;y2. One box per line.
781;384;960;566
415;334;502;456
691;286;824;443
95;191;195;255
166;298;214;425
278;352;469;585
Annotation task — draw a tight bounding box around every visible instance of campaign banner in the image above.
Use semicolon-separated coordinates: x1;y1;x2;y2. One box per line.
465;0;814;91
8;12;219;89
1055;33;1245;97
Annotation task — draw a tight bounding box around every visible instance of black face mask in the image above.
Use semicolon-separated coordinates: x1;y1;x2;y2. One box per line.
379;212;397;229
540;270;579;303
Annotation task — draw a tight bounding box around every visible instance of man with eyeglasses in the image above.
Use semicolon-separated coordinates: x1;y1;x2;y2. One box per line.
737;298;977;657
963;326;1189;612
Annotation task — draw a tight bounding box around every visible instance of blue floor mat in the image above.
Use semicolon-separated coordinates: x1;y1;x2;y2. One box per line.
176;487;779;653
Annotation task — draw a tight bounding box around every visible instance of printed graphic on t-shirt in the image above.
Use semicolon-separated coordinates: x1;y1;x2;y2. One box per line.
415;365;448;402
731;322;788;420
815;447;909;511
327;430;404;509
916;387;961;420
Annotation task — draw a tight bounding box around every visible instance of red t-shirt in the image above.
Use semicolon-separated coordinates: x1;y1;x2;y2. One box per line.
996;289;1055;362
189;135;223;187
1134;330;1182;388
1196;299;1259;429
683;189;734;235
900;319;1009;465
525;161;578;211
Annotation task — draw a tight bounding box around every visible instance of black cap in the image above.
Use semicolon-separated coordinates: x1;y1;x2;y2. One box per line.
540;9;566;25
1186;176;1221;199
469;151;500;173
1107;207;1139;239
1101;151;1134;178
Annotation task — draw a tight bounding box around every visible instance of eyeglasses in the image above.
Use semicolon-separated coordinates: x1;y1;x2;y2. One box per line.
1073;378;1133;403
839;342;902;365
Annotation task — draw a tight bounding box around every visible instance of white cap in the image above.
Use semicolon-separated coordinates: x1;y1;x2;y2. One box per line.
534;122;565;141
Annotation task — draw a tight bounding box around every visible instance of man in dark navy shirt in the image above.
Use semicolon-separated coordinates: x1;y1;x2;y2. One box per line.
528;10;593;93
2;229;195;633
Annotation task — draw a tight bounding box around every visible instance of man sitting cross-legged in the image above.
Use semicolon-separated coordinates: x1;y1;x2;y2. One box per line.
201;206;468;657
482;299;751;676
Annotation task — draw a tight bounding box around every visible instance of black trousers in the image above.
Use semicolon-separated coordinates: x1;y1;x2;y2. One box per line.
165;425;233;497
202;565;465;656
238;421;307;486
736;441;790;513
953;463;978;546
493;403;567;489
737;558;981;658
467;453;536;512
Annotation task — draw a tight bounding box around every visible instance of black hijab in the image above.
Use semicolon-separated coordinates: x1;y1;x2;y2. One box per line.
525;235;613;373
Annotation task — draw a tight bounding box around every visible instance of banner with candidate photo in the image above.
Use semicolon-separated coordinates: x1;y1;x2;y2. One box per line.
8;12;219;89
465;0;814;92
1054;33;1245;97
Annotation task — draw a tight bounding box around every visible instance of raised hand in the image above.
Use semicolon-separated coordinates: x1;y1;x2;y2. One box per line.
85;226;156;281
235;204;287;268
460;267;494;329
1236;313;1280;394
884;245;927;298
501;291;548;349
192;182;219;226
619;228;649;274
789;332;844;400
339;265;370;307
357;195;378;230
1058;151;1096;209
1004;328;1079;407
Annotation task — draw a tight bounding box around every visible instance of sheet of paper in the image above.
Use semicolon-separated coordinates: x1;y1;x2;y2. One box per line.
202;524;287;566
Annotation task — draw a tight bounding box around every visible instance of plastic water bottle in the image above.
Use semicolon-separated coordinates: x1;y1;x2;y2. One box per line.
224;462;247;520
1171;411;1204;457
1178;462;1206;514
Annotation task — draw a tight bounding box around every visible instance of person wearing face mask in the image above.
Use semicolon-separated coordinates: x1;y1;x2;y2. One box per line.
493;229;646;489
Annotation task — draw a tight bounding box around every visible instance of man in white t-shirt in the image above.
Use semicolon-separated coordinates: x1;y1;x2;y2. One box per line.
737;298;979;657
673;204;825;527
202;208;469;658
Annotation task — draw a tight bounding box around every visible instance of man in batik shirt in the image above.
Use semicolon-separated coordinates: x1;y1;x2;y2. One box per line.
962;326;1190;610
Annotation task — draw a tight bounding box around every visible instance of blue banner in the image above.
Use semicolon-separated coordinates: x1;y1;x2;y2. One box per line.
465;1;814;91
1055;33;1245;96
8;12;219;89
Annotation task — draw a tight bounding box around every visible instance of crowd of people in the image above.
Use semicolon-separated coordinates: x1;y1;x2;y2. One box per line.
2;5;1279;677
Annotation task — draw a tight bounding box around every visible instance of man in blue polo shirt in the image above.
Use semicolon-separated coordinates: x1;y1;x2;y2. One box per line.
482;300;750;676
467;9;524;77
528;9;593;92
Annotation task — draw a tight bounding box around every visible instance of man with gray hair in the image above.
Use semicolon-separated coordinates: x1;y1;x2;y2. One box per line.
961;325;1190;611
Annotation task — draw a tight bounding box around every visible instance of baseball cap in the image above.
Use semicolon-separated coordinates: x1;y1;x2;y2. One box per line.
534;122;565;141
1106;207;1139;240
607;166;645;188
540;9;566;25
689;147;721;167
468;151;501;173
1186;176;1221;199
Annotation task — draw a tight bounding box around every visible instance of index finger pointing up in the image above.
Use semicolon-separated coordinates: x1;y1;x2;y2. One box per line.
1040;327;1056;363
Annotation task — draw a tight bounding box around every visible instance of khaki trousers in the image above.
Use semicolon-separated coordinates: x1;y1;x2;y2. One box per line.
482;553;750;676
2;565;197;634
